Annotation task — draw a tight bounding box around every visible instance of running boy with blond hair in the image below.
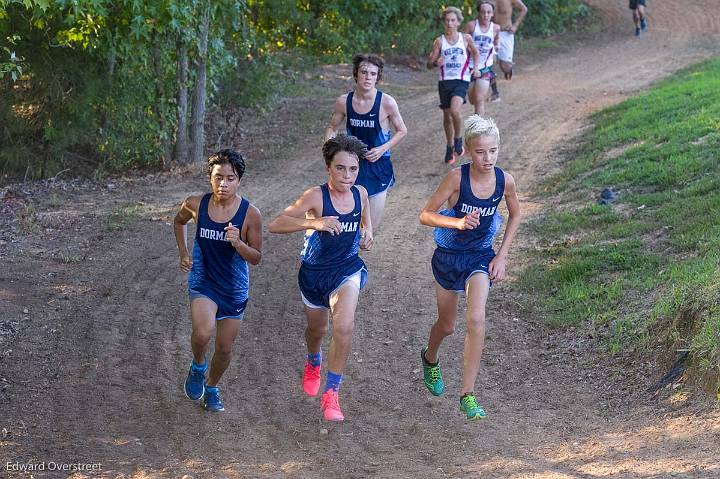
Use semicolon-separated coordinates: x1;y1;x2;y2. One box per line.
419;115;521;420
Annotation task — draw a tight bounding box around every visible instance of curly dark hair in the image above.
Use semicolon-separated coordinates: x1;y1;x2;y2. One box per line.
322;134;368;166
352;53;384;83
207;149;246;179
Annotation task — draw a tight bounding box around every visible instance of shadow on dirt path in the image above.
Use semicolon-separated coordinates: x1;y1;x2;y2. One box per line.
1;1;719;478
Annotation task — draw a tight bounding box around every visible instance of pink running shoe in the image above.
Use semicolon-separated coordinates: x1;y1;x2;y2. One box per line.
320;389;344;422
302;361;321;397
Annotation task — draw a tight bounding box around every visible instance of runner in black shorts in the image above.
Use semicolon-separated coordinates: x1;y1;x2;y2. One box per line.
629;0;647;37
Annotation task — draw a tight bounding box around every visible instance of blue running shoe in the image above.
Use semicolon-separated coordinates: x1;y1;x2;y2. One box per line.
635;27;641;37
184;361;207;400
453;137;464;157
204;386;225;412
640;18;647;30
444;145;455;164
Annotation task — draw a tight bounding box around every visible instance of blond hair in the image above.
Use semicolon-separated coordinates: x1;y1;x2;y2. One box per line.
443;6;464;23
464;115;500;146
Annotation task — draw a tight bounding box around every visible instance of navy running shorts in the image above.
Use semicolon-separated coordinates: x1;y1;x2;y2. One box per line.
356;156;395;197
438;80;469;109
629;0;645;9
431;247;495;292
189;287;248;320
298;259;368;309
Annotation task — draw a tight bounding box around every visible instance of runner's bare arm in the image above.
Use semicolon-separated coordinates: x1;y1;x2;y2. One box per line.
493;24;500;49
173;195;201;272
419;169;479;230
357;185;373;250
325;95;347;141
463;19;476;35
510;0;528;32
465;33;481;78
427;38;442;69
268;187;341;235
488;172;521;281
226;205;262;265
366;95;408;162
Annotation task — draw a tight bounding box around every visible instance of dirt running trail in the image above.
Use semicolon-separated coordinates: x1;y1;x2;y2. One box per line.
2;1;720;478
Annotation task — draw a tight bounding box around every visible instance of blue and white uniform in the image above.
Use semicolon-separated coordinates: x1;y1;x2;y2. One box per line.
437;33;472;109
299;184;368;309
188;194;250;320
346;90;394;197
439;34;471;81
432;164;505;292
470;21;497;80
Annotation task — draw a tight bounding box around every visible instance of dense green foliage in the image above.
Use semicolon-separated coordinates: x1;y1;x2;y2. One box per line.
1;0;590;179
521;0;590;36
521;59;720;391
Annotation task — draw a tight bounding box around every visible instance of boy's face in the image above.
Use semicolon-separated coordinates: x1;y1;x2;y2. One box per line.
209;163;240;199
480;4;494;22
326;151;359;192
357;61;379;90
468;134;499;172
444;12;460;31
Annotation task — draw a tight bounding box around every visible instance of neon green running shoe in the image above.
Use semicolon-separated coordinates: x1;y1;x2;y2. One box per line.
459;393;486;421
421;346;444;396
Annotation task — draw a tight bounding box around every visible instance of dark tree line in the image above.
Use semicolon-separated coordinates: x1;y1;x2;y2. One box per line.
0;0;588;179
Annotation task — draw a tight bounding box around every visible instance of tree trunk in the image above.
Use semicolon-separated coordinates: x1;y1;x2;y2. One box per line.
151;38;173;169
175;38;189;164
189;1;211;164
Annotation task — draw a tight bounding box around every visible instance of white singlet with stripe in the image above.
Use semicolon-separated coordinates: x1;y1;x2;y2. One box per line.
439;34;471;82
470;21;496;70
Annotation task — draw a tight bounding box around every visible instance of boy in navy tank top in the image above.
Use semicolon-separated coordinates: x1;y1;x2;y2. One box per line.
269;135;373;422
418;116;521;420
325;53;407;232
173;149;262;412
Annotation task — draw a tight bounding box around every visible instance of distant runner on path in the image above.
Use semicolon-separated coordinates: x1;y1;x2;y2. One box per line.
174;149;263;412
427;6;480;165
489;0;528;101
629;0;648;37
464;0;500;116
418;115;521;421
325;53;407;232
268;135;373;423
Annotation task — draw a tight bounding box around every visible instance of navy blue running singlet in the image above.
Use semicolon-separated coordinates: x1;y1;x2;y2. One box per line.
188;194;250;316
346;90;395;196
301;184;363;267
434;164;505;252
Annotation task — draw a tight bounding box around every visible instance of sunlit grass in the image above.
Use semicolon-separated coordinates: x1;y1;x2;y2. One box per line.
521;58;720;388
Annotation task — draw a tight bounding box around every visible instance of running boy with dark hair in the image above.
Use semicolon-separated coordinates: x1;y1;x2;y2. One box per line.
464;1;500;116
326;53;407;232
268;134;373;422
174;149;263;412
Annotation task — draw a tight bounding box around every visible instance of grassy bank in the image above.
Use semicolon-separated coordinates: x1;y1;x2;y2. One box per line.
521;59;720;393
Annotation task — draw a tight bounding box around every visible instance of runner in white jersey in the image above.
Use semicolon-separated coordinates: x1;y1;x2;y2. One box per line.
464;1;500;116
427;6;480;164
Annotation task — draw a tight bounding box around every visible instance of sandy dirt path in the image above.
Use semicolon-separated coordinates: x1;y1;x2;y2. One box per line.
1;1;719;477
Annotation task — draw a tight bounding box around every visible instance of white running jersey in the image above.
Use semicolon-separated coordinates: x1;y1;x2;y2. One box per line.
470;21;496;69
439;34;471;81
